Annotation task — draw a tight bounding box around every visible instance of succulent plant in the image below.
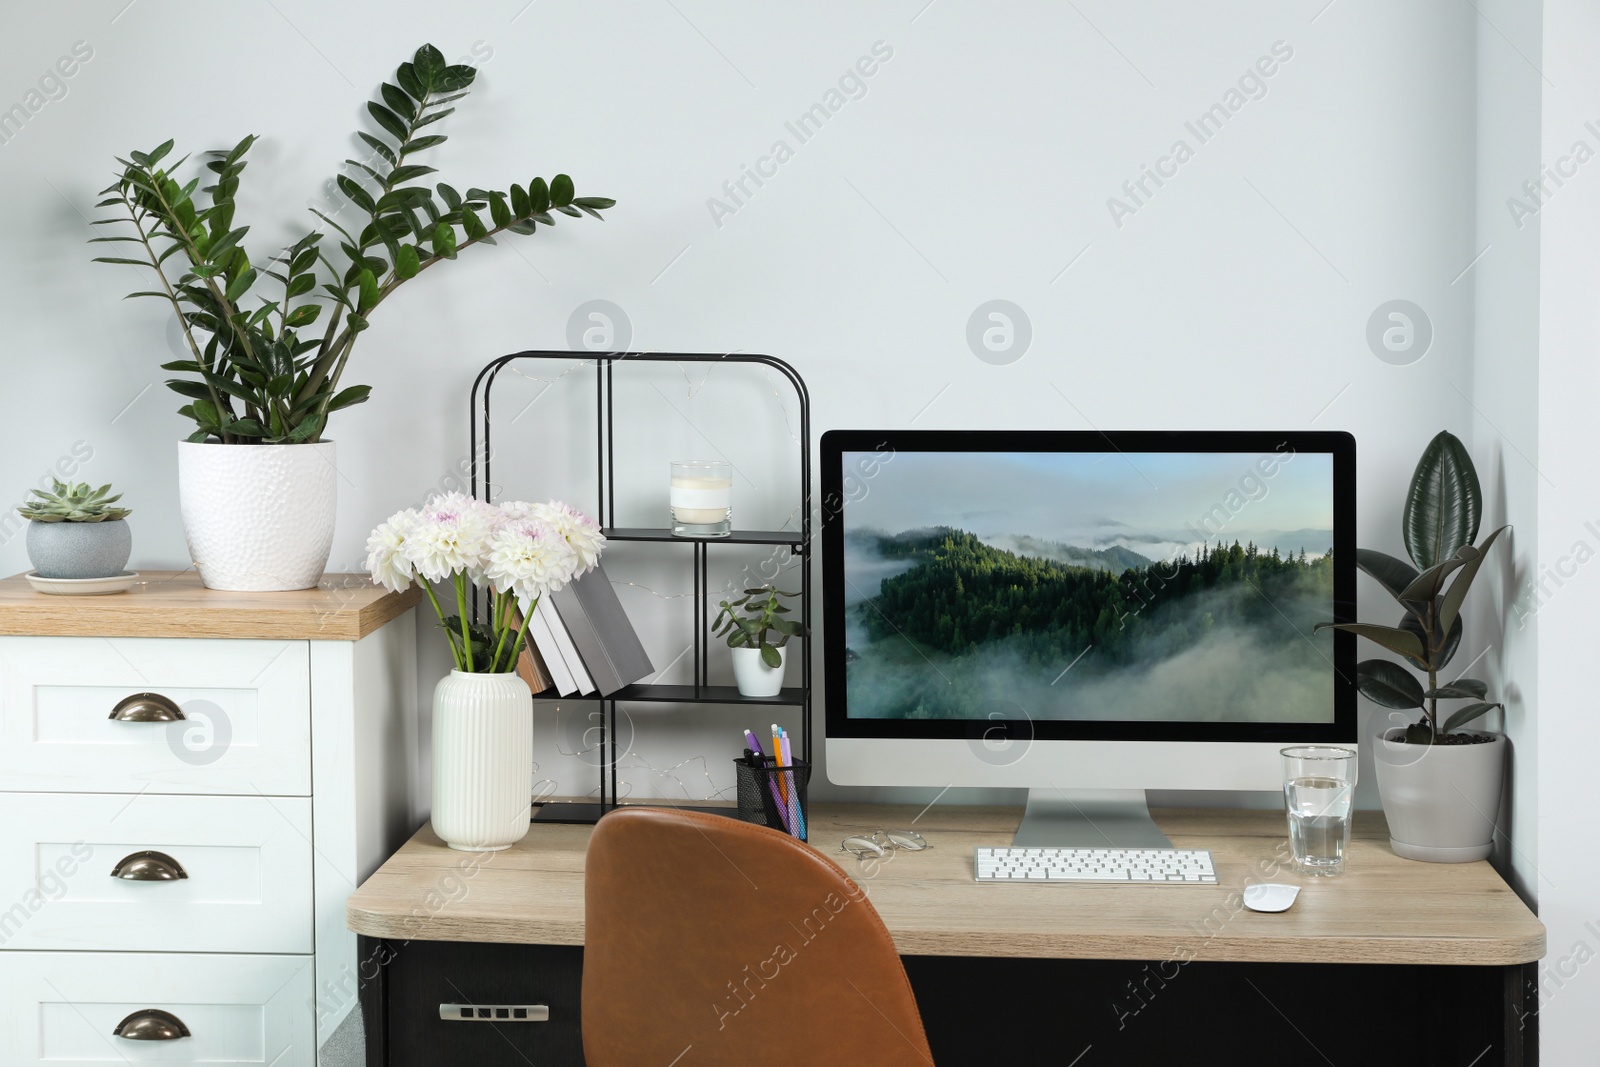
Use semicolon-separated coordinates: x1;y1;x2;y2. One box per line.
18;479;131;523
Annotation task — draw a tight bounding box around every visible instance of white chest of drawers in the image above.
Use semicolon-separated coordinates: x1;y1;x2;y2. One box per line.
0;571;421;1066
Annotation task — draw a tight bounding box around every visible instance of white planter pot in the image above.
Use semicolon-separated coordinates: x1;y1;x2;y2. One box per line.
431;670;534;852
732;645;787;698
177;441;338;591
1373;728;1507;863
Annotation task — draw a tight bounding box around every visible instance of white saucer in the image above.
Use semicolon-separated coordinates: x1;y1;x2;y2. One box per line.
25;571;140;596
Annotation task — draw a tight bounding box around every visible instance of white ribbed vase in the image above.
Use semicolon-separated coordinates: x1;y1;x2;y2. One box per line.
431;670;534;852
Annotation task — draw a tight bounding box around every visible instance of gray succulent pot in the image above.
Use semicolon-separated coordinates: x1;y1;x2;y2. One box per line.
1373;728;1507;863
26;519;132;580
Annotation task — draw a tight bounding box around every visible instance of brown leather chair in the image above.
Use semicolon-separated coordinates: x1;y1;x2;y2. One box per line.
582;807;935;1066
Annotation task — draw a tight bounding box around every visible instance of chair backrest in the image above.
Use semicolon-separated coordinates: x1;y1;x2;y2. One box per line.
582;807;934;1067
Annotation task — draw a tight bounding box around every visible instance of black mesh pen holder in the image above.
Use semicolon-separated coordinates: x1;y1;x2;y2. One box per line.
734;758;811;841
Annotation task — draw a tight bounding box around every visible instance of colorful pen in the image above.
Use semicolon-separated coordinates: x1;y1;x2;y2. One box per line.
781;727;807;841
745;729;790;833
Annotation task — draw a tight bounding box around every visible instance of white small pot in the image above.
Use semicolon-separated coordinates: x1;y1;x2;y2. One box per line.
732;645;787;698
431;670;534;852
177;440;338;591
1373;728;1507;863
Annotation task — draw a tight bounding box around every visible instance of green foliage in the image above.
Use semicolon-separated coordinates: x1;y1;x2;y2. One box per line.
18;479;131;522
1315;431;1505;744
713;586;805;667
93;44;615;444
861;529;1331;668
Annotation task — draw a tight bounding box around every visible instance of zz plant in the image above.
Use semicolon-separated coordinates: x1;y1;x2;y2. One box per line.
92;43;614;445
713;586;806;667
1316;431;1506;745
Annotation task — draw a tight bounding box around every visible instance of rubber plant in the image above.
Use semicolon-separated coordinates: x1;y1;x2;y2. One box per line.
90;43;614;444
1315;431;1507;745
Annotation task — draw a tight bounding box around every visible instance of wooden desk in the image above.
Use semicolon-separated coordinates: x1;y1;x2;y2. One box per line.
348;804;1545;1066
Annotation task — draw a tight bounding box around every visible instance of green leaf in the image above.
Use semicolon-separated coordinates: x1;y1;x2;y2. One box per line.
1442;702;1502;734
549;173;574;207
760;644;782;668
224;267;257;303
506;220;537;236
289;247;319;274
432;221;457;259
145;138;175;166
347;313;370;332
510;184;530;217
336;175;377;214
286;273;316;298
528;176;549;213
461;207;488;240
367;101;409;143
436;64;476;92
207;226;250;261
380;82;415;120
1355;659;1424;709
396;62;424;101
388;164;437;186
413;44;447;82
1398;549;1474;604
165;379;215;401
1438;525;1507;637
411;107;455;129
1403;722;1434;745
327;385;372;411
1426;679;1488;700
1314;621;1424;661
225;134;256;165
1355;549;1418;600
1397;607;1463;671
91;257;152;267
553;204;582;218
357;269;379;313
285;304;321;328
436;183;462;211
1403;430;1482;570
406;135;447;153
488;192;510;228
394;244;421;279
572;196;617;210
357;132;397;165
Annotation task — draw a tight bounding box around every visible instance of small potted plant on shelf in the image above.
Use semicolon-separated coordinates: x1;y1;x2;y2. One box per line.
1315;431;1508;863
19;479;133;590
366;493;603;852
714;586;805;698
92;43;614;592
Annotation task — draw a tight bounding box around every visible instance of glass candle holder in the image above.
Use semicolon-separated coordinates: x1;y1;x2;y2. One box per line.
670;461;732;538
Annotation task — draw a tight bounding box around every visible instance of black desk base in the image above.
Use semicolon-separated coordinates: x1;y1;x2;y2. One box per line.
357;937;1538;1066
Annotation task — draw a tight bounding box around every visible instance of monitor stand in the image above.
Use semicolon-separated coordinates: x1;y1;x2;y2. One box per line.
1013;789;1174;849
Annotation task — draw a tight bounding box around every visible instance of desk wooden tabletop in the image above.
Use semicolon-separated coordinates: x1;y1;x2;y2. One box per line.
346;803;1545;966
0;570;418;640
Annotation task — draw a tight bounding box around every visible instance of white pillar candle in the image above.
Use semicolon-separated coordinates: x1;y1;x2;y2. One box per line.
670;475;733;523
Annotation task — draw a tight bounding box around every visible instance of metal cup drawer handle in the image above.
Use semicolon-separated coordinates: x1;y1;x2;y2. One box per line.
109;693;185;722
114;1008;191;1040
111;850;188;881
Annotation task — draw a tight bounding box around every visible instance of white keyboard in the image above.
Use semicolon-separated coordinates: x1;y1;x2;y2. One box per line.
974;846;1217;884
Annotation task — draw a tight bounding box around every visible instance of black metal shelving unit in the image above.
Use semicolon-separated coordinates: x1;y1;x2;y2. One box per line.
469;351;811;823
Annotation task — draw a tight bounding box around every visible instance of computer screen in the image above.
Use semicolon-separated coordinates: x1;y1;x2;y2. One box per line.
822;430;1355;749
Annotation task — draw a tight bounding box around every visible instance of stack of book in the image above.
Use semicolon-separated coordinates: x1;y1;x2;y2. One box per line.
516;562;653;697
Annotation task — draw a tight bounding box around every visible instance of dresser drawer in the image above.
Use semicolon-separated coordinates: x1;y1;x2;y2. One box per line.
0;636;310;795
0;793;312;953
0;950;314;1065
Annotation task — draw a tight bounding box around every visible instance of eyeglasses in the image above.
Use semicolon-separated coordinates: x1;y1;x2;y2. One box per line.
839;829;932;859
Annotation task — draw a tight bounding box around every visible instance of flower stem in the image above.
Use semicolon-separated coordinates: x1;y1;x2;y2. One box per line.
502;599;533;676
454;574;473;672
418;580;464;670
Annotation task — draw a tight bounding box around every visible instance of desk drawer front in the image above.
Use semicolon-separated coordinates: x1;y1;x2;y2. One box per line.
0;636;310;795
0;793;313;953
0;950;313;1065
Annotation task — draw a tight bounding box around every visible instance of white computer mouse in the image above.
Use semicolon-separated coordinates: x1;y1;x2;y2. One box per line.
1242;883;1301;913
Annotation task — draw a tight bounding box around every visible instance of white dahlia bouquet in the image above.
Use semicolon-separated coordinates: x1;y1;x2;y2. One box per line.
365;492;605;673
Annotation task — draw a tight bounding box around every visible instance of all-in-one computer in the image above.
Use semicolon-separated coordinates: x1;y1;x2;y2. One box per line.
822;429;1356;856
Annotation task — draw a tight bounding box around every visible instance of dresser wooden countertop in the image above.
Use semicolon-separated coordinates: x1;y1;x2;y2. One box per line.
0;570;419;640
346;803;1545;966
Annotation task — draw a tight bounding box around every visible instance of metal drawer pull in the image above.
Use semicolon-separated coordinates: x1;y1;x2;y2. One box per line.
439;1003;550;1023
111;850;188;881
114;1008;191;1040
109;693;185;722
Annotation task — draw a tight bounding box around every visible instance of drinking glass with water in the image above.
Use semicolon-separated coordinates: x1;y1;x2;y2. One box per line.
1281;747;1358;874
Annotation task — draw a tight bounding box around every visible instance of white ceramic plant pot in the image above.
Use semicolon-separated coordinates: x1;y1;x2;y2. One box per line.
1373;728;1507;863
177;440;337;591
431;670;534;852
732;645;787;698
